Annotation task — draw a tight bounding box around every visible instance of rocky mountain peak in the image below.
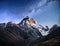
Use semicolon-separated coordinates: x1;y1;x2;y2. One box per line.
19;16;37;27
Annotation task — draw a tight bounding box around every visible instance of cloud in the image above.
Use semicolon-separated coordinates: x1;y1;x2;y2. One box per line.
28;0;59;13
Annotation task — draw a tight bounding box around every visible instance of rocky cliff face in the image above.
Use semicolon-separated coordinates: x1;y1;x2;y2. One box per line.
19;16;37;27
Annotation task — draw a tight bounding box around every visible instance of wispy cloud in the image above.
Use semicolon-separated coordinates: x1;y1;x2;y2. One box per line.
28;0;58;13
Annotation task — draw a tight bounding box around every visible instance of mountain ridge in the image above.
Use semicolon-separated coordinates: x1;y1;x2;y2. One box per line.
0;16;60;46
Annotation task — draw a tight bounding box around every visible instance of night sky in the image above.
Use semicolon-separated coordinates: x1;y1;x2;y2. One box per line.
0;0;60;27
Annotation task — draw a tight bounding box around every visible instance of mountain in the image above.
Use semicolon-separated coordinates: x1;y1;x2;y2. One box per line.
0;16;60;46
19;16;49;35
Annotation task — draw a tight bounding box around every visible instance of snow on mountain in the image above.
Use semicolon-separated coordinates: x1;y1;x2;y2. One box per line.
18;16;49;39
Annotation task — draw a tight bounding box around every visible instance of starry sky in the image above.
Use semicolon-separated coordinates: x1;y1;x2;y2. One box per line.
0;0;60;27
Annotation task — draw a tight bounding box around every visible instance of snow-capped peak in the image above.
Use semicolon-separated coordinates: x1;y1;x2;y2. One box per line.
19;16;49;37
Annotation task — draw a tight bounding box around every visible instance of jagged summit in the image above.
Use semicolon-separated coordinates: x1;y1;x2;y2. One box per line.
19;16;37;27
